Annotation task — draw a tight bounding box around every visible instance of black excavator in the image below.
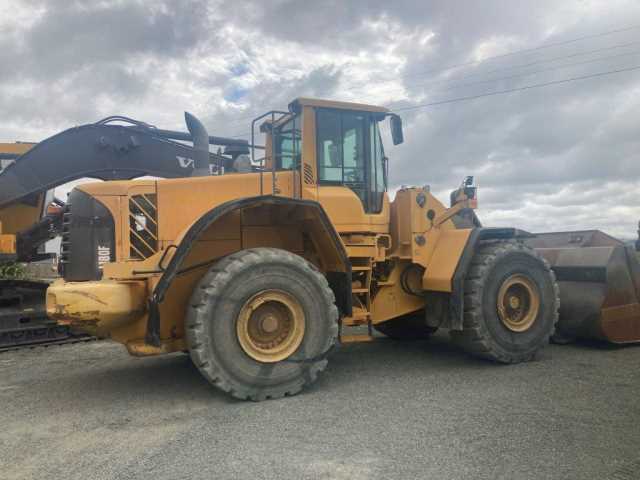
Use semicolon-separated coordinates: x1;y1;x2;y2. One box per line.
0;113;250;350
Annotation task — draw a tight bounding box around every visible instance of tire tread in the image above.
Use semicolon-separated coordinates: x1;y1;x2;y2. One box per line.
451;240;560;363
186;248;338;400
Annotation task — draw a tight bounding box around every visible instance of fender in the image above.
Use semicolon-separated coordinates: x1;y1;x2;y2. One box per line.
448;227;534;330
146;195;351;346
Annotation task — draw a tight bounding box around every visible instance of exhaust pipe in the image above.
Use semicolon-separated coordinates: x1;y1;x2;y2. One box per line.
184;112;210;176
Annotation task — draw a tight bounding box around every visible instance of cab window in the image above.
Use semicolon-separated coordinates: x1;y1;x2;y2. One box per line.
316;109;386;213
274;115;301;170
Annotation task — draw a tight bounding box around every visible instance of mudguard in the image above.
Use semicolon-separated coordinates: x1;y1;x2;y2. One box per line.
145;195;351;346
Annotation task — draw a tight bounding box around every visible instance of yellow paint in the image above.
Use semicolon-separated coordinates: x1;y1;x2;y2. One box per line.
0;196;45;234
292;97;389;114
47;280;147;337
0;143;38;255
0;233;16;255
126;338;186;357
422;229;472;292
0;142;35;156
370;260;426;324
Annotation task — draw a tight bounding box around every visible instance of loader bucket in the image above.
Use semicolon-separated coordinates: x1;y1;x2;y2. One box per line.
528;231;640;344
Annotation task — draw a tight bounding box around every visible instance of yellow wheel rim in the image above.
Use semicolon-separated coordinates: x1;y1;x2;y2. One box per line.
236;289;305;363
497;274;540;333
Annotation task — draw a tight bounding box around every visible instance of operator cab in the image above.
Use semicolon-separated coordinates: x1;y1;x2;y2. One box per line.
254;98;403;216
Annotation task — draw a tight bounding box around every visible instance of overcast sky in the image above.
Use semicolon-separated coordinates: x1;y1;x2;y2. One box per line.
2;0;640;238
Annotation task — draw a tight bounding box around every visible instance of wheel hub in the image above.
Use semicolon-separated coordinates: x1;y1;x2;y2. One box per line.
236;290;305;363
497;274;540;333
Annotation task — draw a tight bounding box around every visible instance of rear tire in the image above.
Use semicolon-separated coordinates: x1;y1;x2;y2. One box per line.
186;248;338;401
374;312;438;340
451;240;559;363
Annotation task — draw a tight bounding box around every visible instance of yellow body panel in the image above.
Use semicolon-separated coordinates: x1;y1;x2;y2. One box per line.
293;97;389;114
0;229;16;255
47;280;147;337
0;142;35;156
422;229;472;292
0;143;39;255
0;196;45;235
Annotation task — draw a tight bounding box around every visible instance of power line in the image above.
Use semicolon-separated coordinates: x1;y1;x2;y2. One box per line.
221;46;640;135
219;38;640;134
365;48;640;100
397;23;640;81
317;27;640;99
226;63;640;138
393;64;640;112
374;39;640;95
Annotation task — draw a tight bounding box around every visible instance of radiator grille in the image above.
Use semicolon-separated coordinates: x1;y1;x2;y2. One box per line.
303;163;314;185
58;204;72;269
129;194;158;260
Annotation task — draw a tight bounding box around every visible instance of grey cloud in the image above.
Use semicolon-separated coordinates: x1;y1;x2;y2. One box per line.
2;0;640;238
4;0;210;80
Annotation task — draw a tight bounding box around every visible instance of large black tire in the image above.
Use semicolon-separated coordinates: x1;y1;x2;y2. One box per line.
451;240;559;363
374;312;438;340
186;248;339;401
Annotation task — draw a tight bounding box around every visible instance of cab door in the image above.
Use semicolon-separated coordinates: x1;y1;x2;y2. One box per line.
315;108;389;232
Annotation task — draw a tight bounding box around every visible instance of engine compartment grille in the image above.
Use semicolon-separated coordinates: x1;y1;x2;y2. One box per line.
58;203;72;270
129;194;158;260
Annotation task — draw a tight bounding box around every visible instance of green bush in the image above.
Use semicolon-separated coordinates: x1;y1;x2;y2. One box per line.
0;262;26;280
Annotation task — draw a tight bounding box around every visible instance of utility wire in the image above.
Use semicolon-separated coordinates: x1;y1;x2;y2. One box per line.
219;38;640;134
393;64;640;112
226;63;640;137
397;24;640;81
364;48;640;100
368;39;640;95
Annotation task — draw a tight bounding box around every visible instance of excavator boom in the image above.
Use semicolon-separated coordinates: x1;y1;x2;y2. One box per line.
0;114;247;209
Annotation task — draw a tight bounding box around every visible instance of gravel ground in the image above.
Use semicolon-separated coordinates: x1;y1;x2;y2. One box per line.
1;334;639;480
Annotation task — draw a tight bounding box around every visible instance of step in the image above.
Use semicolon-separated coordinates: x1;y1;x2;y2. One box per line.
352;288;369;294
350;310;370;320
340;334;375;344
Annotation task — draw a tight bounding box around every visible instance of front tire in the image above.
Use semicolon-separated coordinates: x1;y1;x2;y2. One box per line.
451;240;559;363
186;248;338;401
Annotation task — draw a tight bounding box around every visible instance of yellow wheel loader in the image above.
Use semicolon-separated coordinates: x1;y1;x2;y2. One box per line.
46;98;562;400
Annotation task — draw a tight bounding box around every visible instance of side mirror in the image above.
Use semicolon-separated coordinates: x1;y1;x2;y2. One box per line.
390;114;404;146
382;156;389;189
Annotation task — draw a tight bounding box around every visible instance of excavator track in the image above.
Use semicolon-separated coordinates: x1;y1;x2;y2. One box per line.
0;326;96;354
0;278;96;353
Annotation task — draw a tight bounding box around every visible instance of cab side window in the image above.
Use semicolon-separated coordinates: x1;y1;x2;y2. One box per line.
317;110;368;207
316;109;386;213
275;115;301;170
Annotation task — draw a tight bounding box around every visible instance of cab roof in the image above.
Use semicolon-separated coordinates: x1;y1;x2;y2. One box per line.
289;97;389;114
